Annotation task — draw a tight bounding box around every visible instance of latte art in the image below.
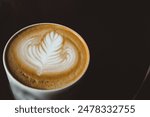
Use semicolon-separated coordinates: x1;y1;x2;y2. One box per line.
20;31;76;75
6;23;89;89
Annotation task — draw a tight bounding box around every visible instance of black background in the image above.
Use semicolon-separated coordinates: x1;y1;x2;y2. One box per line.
0;0;150;99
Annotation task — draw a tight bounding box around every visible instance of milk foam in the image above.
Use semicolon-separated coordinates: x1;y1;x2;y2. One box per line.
19;32;76;75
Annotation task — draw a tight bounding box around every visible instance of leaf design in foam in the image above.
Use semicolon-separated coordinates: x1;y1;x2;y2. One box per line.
27;31;63;75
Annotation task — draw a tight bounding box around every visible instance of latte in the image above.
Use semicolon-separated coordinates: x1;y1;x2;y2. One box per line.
6;23;89;90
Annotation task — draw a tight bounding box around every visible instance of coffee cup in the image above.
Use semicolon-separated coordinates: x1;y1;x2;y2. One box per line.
3;23;90;100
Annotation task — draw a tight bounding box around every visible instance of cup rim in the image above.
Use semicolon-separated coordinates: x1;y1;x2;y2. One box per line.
3;22;90;93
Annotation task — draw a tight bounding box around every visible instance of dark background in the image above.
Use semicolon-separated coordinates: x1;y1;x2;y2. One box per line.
0;0;150;99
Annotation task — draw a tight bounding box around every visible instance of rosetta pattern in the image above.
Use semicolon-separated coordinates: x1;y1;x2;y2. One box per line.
21;32;76;75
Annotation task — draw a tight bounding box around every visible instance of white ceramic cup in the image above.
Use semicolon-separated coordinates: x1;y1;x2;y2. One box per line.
3;23;89;100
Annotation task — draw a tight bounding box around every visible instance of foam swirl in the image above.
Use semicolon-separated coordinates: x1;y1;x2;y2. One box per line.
20;32;76;75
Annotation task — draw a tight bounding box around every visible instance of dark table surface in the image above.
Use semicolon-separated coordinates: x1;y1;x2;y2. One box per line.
0;0;150;99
